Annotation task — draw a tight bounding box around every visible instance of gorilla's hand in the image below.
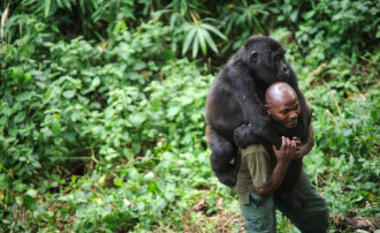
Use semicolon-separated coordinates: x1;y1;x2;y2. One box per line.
234;122;282;149
233;124;262;148
217;168;237;187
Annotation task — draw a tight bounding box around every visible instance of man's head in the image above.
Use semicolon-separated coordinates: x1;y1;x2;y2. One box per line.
265;82;301;129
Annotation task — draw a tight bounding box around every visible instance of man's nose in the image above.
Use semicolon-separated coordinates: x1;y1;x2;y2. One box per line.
289;111;298;119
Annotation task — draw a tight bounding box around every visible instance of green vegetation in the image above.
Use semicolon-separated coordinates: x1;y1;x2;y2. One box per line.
0;0;379;232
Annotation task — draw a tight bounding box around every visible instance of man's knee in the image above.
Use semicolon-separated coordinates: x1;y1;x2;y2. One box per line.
294;172;329;232
301;200;329;233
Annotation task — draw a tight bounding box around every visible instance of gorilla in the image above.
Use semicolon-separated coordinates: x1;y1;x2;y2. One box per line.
205;35;311;188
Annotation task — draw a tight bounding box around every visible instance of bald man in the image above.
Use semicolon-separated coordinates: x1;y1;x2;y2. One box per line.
233;82;328;233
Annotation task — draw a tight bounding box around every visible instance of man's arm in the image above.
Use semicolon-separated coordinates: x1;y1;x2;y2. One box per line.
293;125;315;158
253;136;297;198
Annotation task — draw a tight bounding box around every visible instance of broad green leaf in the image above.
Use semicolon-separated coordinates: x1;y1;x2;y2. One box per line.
14;112;26;123
67;77;82;88
192;35;199;58
63;90;76;99
2;108;11;116
150;99;162;111
79;0;86;13
26;189;38;198
168;106;180;117
91;77;101;89
182;28;197;55
113;137;120;147
56;0;63;8
24;195;35;210
180;0;188;15
133;61;146;71
114;178;124;187
198;29;207;55
201;23;227;41
202;29;219;53
62;0;72;11
290;10;298;22
44;0;51;18
129;114;145;125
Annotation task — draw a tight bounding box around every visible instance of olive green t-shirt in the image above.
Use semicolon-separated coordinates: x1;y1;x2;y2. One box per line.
232;144;276;204
232;125;314;204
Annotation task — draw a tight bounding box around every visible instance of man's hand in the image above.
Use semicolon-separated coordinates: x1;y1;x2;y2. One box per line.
292;136;302;146
292;136;314;159
292;136;303;158
255;136;297;198
272;136;297;163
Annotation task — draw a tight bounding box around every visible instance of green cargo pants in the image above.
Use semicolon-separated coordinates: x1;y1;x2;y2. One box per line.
240;171;329;233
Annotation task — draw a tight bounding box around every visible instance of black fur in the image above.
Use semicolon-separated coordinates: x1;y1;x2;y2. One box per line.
205;35;310;187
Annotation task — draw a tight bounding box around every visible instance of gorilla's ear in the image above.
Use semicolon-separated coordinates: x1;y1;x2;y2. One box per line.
250;50;258;62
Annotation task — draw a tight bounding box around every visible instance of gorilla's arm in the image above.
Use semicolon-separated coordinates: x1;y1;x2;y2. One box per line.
206;125;237;187
228;67;281;148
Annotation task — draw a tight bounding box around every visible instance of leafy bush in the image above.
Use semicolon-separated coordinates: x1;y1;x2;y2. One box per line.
0;20;170;178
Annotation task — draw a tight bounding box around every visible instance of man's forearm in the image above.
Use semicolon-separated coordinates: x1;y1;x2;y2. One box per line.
298;139;314;158
253;160;290;198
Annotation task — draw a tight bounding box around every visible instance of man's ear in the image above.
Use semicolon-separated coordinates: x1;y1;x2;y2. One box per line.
264;104;271;115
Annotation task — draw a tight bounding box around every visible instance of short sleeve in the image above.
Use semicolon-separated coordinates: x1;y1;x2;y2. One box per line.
242;145;272;188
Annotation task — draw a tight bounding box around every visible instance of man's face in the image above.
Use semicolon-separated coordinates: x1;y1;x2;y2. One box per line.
266;95;301;129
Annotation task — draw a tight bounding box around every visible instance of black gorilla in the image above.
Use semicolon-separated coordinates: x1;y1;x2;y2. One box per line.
205;35;311;187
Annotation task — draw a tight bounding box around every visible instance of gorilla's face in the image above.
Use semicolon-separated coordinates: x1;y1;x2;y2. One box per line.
243;37;291;85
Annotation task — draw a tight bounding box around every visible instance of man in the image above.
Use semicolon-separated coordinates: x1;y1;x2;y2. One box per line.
233;82;329;233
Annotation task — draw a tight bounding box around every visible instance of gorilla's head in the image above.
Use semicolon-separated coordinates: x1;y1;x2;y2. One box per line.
241;36;291;85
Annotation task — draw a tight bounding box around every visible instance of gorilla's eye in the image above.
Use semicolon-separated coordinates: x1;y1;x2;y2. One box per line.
250;50;258;62
275;54;283;61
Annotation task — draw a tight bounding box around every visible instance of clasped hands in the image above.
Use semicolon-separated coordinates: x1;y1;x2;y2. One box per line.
273;136;306;163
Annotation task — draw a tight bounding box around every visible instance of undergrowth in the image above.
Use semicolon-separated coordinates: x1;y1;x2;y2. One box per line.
0;0;379;232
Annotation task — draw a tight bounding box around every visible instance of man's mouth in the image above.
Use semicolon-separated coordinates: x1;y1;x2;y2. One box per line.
286;120;297;127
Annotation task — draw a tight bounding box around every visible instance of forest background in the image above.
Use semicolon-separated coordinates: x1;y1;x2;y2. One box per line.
0;0;379;232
